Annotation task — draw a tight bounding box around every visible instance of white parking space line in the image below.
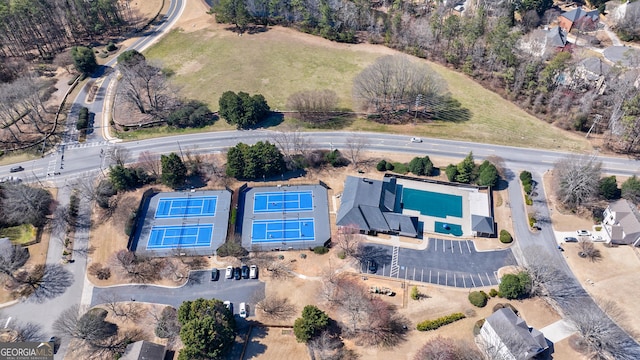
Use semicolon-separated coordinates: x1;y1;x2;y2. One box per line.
429;270;432;283
434;239;438;251
445;272;448;286
442;240;445;253
459;242;463;254
470;275;476;287
466;241;472;253
478;273;485;286
463;276;467;288
493;271;499;283
485;272;492;285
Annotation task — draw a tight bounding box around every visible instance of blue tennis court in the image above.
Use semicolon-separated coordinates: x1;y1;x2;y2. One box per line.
253;191;313;213
147;224;213;249
251;218;315;243
155;196;217;218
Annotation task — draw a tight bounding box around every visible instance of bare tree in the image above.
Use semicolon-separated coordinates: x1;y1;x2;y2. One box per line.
0;184;53;227
117;60;174;116
309;330;347;360
344;134;369;167
359;297;408;348
335;225;363;259
99;291;142;323
271;128;312;169
53;305;118;343
0;244;30;282
151;306;181;339
257;295;297;320
88;262;112;280
414;336;482;360
552;155;601;209
286;89;339;124
106;145;130;167
16;264;74;303
266;260;293;280
353;55;445;114
110;250;164;283
137;151;161;179
0;315;43;342
578;240;603;262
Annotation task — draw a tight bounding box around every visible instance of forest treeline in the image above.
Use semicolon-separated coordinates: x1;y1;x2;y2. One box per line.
212;0;640;154
0;0;135;59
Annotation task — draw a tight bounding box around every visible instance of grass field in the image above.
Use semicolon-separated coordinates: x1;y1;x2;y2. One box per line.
0;224;36;244
143;25;591;151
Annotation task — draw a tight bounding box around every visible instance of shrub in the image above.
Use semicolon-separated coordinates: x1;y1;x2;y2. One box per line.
417;313;466;331
376;160;387;171
337;250;346;259
445;164;458;182
528;215;536;227
489;288;498;297
523;182;533;195
519;171;532;184
411;286;420;300
106;42;117;51
492;303;519;315
525;194;533;205
77;107;89;130
473;319;485;335
385;161;395;171
217;240;248;257
230;208;237;225
313;246;329;254
391;162;408;174
499;272;531;299
468;291;488;307
499;230;513;243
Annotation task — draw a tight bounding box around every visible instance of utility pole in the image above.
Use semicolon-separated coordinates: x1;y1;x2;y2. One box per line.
586;114;602;139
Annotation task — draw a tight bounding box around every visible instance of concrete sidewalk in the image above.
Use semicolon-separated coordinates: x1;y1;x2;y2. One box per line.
540;319;576;343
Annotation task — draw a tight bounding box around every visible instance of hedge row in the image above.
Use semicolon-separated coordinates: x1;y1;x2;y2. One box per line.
416;312;466;331
77;106;89;131
520;171;533;195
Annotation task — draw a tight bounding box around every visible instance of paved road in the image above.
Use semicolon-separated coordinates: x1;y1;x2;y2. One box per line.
360;238;516;288
91;270;265;315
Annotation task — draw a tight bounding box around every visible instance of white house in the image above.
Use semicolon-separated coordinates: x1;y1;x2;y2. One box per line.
602;199;640;246
480;308;550;360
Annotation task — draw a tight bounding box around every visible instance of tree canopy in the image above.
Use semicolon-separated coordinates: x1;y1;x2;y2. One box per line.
218;91;270;129
499;272;531;299
161;153;188;189
622;176;640;204
553;155;602;209
166;101;216;128
599;176;621;200
293;305;330;343
408;156;434;176
177;298;235;360
226;141;285;180
71;46;98;75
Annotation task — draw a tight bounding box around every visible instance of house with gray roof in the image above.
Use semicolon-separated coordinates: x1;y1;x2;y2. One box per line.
558;7;599;33
602;199;640;246
336;176;419;237
121;340;166;360
480;308;550;360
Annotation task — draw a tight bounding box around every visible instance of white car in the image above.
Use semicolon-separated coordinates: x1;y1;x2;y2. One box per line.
239;302;247;318
250;265;257;279
576;230;590;237
410;137;422;143
223;301;232;313
225;266;233;279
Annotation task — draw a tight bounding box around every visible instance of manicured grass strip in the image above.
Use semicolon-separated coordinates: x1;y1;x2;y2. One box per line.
0;224;36;244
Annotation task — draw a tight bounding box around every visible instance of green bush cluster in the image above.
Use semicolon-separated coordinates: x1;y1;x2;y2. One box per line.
106;42;117;51
499;272;531;300
226;142;286;180
489;288;498;297
77;107;89;131
520;171;533;195
410;286;420;300
408;156;434;176
218;91;270;129
468;291;489;307
217;240;248;258
313;246;329;254
416;312;466;331
499;229;513;243
324;150;349;167
166;100;216;129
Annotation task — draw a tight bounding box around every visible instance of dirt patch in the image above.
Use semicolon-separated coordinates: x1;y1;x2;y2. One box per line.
243;326;308;360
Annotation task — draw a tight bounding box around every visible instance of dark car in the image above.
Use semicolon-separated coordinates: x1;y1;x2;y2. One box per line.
564;237;578;243
9;166;24;173
49;336;60;354
234;267;241;280
241;265;250;279
211;268;219;281
368;260;378;274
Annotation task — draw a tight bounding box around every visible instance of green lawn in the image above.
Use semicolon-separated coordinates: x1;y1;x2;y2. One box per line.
143;27;591;151
0;224;36;244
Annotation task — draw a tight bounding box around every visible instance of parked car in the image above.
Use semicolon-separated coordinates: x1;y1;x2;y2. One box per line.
49;336;60;354
591;234;604;242
223;301;232;313
241;265;250;279
9;166;24;173
558;245;564;252
564;237;578;243
576;230;591;236
410;137;422;143
211;268;219;281
250;265;258;279
225;266;233;279
368;260;378;274
239;302;247;318
234;267;241;280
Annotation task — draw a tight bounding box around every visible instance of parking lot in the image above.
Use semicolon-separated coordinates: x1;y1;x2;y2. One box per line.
90;269;265;316
359;238;517;288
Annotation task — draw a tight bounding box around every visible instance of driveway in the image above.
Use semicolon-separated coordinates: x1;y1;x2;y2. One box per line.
359;238;517;288
91;270;265;316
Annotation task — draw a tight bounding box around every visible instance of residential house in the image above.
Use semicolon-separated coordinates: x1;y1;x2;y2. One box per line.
336;176;419;237
121;340;166;360
518;26;570;58
602;199;640;246
480;308;550;360
558;8;600;33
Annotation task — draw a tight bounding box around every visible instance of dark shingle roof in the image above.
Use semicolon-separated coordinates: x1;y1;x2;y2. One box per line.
472;215;495;235
121;341;166;360
561;7;599;22
337;176;418;236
